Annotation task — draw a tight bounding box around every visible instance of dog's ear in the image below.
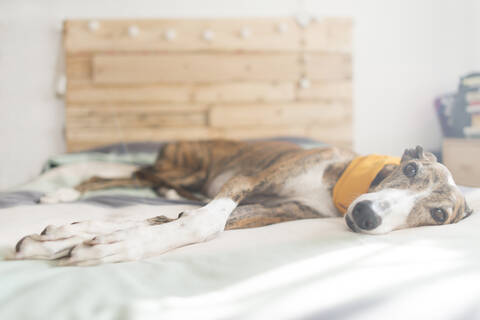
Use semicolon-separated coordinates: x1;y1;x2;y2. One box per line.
370;163;397;189
461;200;474;220
401;146;424;162
401;146;437;162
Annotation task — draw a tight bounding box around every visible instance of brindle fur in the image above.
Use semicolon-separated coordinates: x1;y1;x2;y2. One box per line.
73;140;355;230
71;140;470;231
14;141;474;266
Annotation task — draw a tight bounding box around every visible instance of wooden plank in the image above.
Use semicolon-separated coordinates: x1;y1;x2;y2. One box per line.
65;126;307;152
66;127;215;145
297;80;352;101
305;18;353;53
64;18;302;54
92;53;350;84
66;103;209;112
66;125;305;143
66;55;91;84
193;82;295;103
66;82;295;103
308;122;352;148
67;84;192;103
66;123;352;152
209;103;351;127
66;115;205;128
66;106;206;128
67;141;112;152
219;126;307;140
305;53;352;81
219;124;352;147
93;53;301;84
443;138;480;187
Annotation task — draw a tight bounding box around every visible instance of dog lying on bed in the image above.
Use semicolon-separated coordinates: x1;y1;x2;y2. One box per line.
14;140;472;265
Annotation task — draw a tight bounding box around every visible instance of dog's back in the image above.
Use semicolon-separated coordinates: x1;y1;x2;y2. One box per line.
139;140;304;198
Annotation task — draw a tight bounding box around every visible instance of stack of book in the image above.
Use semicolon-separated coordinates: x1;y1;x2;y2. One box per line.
465;90;480;138
435;73;480;138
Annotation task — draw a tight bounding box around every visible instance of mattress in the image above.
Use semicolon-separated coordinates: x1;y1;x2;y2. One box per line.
1;140;480;320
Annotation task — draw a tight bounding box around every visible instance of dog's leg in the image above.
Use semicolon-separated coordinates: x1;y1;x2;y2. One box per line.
40;165;206;204
14;213;182;260
75;176;152;192
136;168;206;201
59;176;257;265
19;201;320;259
15;176;257;265
226;201;321;230
39;176;153;204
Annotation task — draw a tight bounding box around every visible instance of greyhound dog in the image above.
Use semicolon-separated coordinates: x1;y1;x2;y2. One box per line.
14;140;472;266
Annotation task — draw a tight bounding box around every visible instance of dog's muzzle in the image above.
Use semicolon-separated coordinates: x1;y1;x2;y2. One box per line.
349;200;382;231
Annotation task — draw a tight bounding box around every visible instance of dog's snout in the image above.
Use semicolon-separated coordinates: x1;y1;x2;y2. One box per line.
352;200;382;230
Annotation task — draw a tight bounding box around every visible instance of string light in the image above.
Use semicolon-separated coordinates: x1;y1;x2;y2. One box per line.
202;29;214;41
299;77;311;89
88;20;100;32
128;25;140;37
239;27;251;39
276;22;288;34
164;29;177;41
295;13;311;28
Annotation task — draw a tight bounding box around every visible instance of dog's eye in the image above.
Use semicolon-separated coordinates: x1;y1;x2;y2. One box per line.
430;208;447;223
403;163;418;177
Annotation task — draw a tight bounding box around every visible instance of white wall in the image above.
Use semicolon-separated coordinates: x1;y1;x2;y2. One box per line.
0;0;478;190
472;0;480;68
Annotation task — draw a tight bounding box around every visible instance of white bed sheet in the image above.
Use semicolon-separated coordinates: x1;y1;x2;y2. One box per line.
1;188;480;320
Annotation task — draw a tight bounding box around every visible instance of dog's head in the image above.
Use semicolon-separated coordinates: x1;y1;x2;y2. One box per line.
345;146;473;234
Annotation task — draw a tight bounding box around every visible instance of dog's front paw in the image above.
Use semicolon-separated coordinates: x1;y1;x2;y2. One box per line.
58;237;142;266
39;188;81;204
14;234;88;260
13;219;149;262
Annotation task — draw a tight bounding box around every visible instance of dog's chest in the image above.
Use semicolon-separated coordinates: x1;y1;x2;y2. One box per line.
280;162;339;217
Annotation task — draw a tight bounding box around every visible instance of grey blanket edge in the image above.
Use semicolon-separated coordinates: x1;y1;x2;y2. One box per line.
0;191;202;210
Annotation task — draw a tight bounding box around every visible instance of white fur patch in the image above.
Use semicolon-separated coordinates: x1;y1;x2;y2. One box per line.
202;198;237;216
441;164;457;187
40;188;81;204
164;189;182;200
346;188;428;234
281;161;338;217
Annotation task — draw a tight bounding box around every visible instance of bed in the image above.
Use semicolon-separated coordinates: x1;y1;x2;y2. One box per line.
1;140;480;320
3;17;480;320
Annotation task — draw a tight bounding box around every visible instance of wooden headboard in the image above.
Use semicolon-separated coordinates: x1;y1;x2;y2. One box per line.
63;18;352;151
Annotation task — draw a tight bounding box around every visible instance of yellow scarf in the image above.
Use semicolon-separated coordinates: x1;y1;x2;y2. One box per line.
333;155;400;215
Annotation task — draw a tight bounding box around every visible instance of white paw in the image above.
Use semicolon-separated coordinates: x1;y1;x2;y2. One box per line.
165;189;182;200
14;218;150;261
15;235;89;260
40;188;81;204
57;241;142;266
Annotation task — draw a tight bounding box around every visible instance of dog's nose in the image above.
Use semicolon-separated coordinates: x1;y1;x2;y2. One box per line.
352;200;382;230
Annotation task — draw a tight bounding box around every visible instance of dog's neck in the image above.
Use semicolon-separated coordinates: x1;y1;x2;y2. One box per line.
328;155;401;214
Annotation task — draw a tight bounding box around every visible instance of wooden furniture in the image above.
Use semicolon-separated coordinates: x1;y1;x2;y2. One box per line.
443;138;480;187
63;18;353;152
